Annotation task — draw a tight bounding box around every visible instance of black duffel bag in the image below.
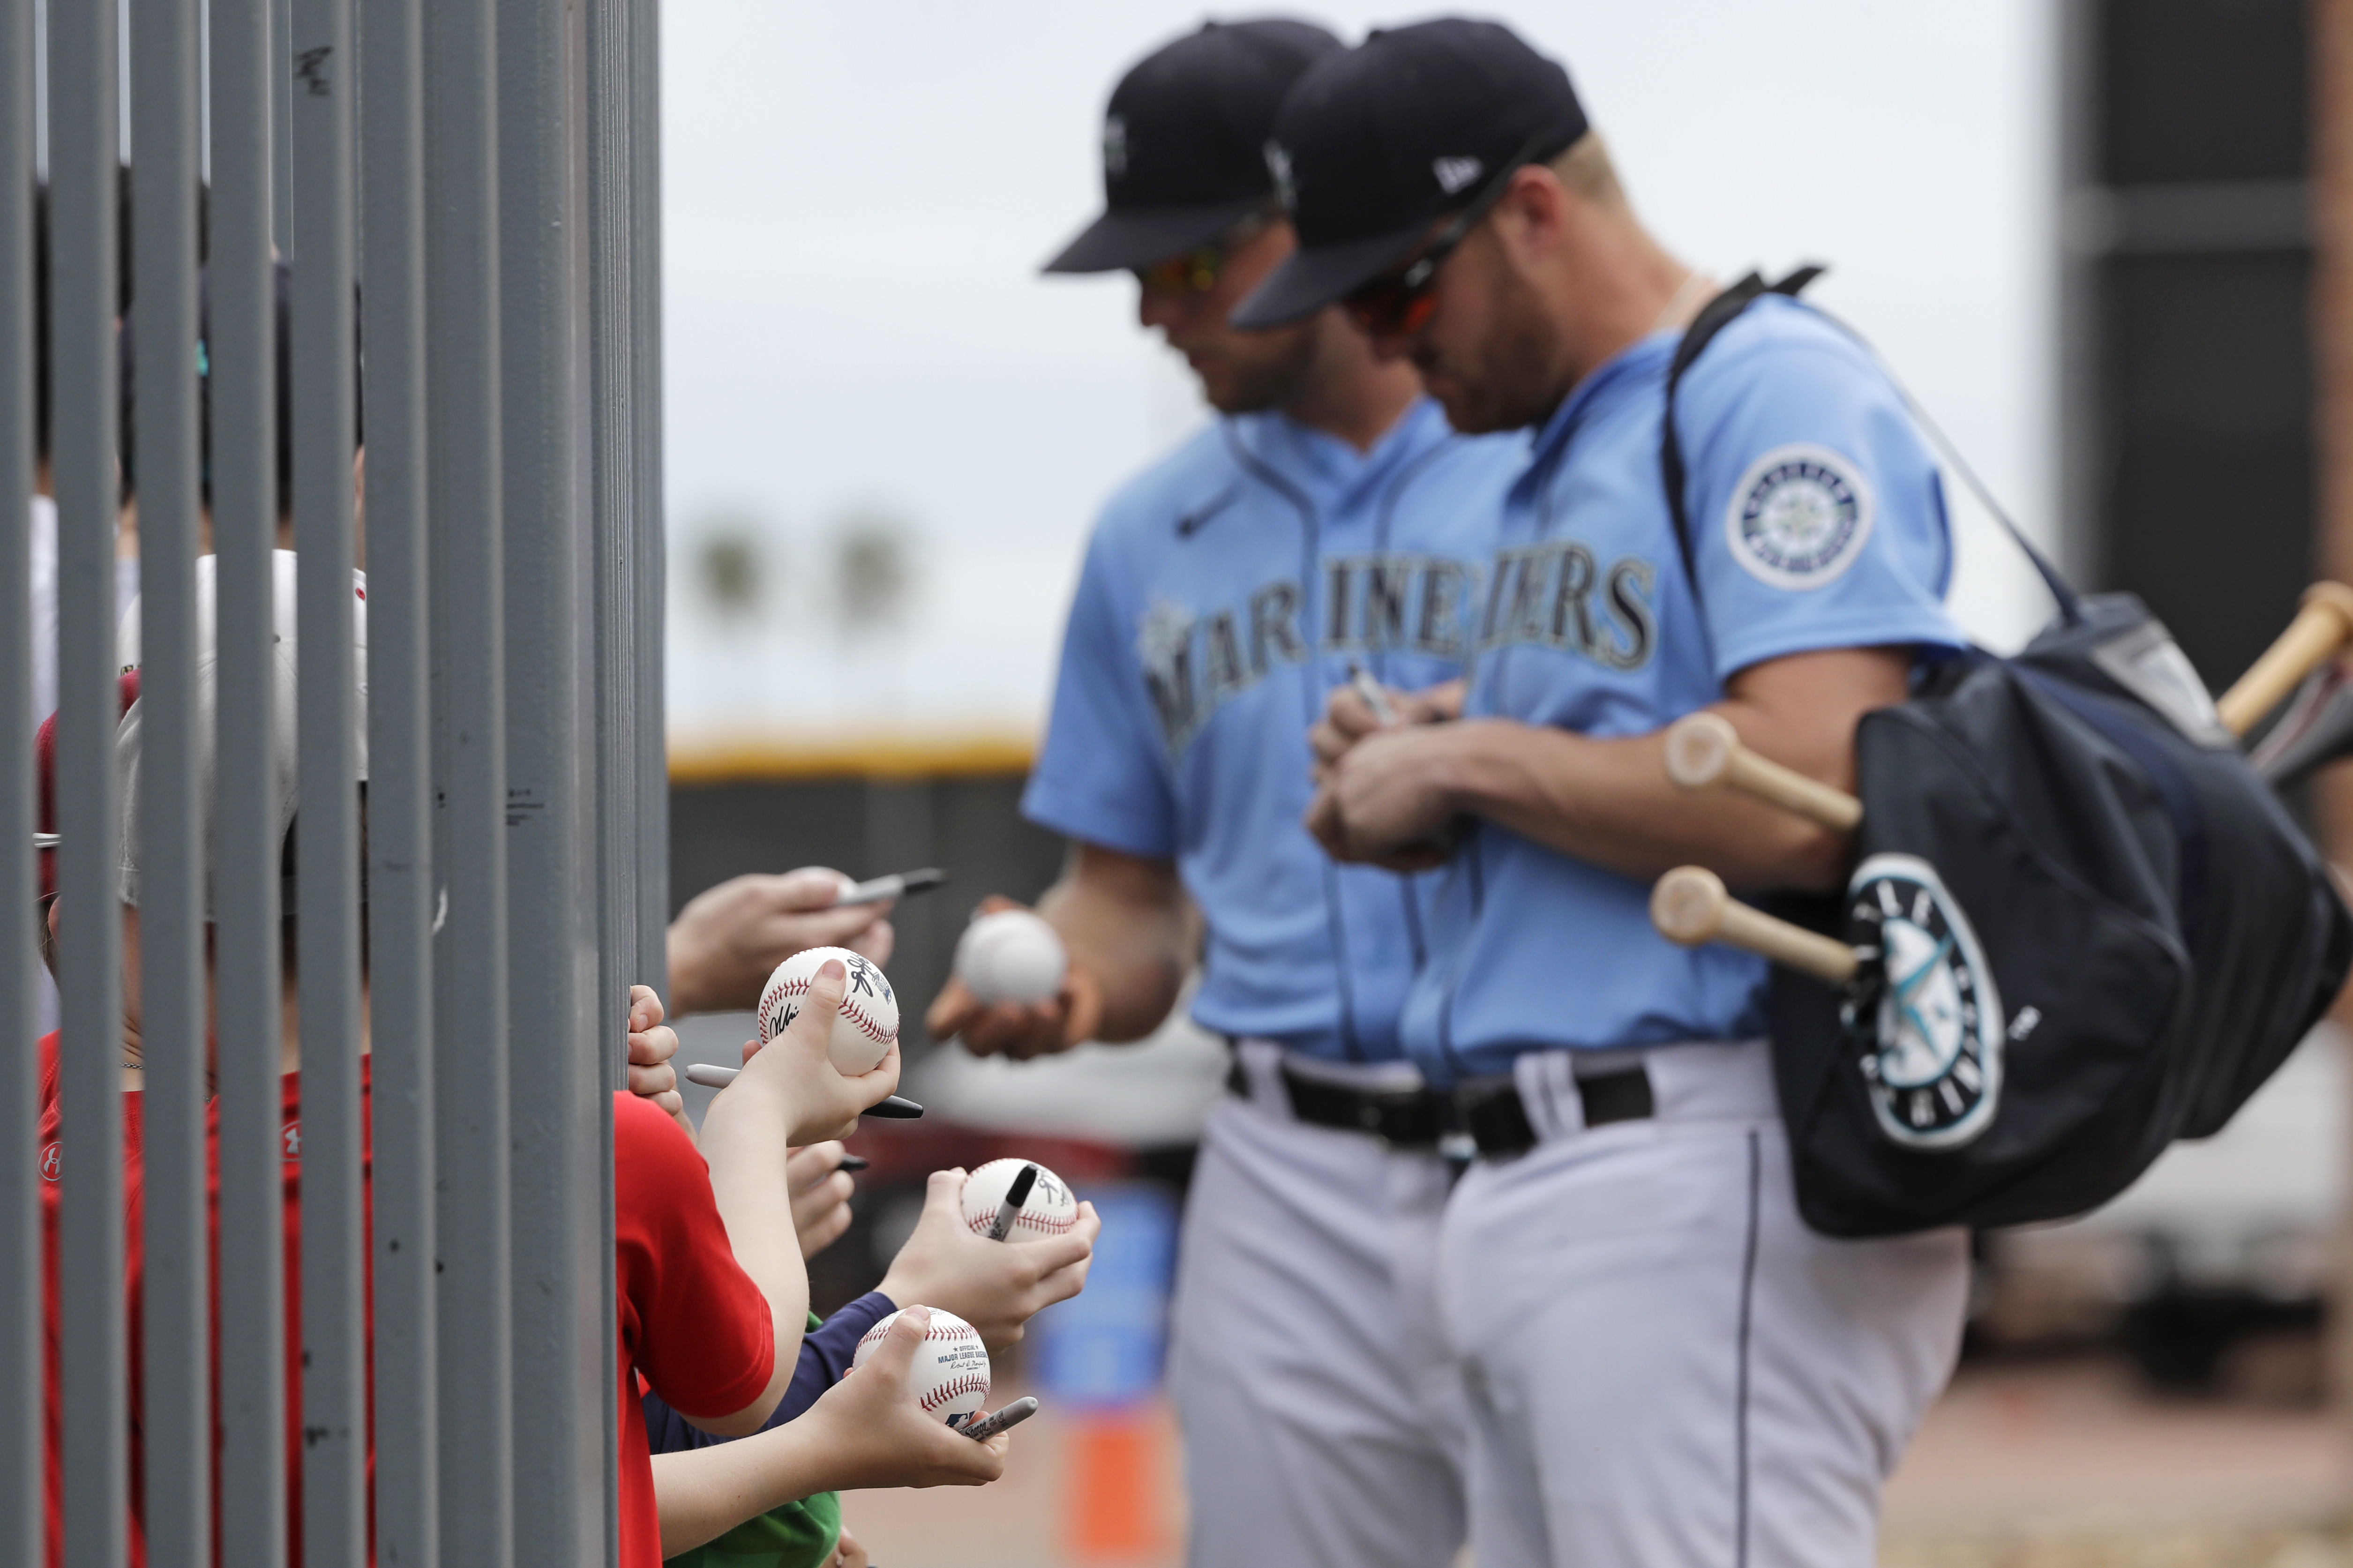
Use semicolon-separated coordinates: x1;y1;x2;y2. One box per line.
1667;273;2353;1237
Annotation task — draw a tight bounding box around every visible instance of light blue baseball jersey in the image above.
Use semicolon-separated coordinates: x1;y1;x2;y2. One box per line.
1024;397;1523;1063
1401;295;1964;1083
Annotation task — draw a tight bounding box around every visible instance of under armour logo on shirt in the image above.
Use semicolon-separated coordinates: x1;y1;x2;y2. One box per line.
1433;156;1483;194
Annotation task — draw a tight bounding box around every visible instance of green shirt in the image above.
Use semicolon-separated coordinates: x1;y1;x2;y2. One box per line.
664;1314;842;1567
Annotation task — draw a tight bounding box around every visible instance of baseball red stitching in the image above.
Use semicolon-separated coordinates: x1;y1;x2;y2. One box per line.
763;977;898;1045
921;1374;990;1413
962;1209;1078;1237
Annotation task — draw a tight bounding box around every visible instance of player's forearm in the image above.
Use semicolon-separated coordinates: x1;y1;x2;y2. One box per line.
1035;859;1196;1042
1439;717;1851;891
652;1429;840;1557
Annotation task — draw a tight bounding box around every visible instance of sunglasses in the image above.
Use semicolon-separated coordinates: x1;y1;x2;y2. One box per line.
1133;210;1276;297
1341;127;1563;336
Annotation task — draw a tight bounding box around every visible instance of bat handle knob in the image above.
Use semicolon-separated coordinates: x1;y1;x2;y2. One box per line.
1650;865;1730;947
1664;712;1739;792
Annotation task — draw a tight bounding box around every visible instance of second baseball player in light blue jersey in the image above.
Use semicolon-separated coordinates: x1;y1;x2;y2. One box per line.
1026;396;1521;1061
1402;294;1963;1080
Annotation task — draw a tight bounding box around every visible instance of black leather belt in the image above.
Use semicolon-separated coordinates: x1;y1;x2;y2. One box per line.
1226;1054;1654;1157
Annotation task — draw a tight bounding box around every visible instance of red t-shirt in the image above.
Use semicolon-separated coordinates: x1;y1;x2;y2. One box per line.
37;1031;374;1568
610;1090;778;1568
40;1043;779;1568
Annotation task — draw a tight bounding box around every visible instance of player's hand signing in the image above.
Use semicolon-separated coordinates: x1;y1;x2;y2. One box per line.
1310;676;1464;783
877;1169;1101;1351
798;1306;1011;1489
788;1142;857;1258
925;896;1104;1061
1305;721;1480;873
666;867;896;1018
706;958;902;1148
625;985;694;1141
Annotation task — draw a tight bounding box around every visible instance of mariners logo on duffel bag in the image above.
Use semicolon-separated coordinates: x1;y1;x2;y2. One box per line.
1842;853;2004;1149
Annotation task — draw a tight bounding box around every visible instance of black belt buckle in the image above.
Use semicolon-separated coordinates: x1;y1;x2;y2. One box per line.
1453;1075;1538;1158
1451;1063;1656;1159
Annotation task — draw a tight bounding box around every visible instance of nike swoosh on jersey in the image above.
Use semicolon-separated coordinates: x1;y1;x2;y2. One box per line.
1176;486;1243;539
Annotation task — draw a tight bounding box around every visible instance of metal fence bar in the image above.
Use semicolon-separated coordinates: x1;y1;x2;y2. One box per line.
359;0;438;1554
50;4;127;1561
129;0;209;1557
270;0;291;256
423;0;514;1555
208;0;288;1561
583;1;642;1555
0;0;41;1558
500;0;607;1556
286;0;365;1561
628;0;667;997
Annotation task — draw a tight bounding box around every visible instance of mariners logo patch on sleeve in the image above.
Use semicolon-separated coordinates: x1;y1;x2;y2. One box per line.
1843;854;2004;1150
1723;443;1876;590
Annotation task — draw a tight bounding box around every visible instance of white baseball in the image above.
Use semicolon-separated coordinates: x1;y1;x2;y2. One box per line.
757;946;899;1074
953;910;1068;1007
959;1157;1080;1242
851;1307;991;1427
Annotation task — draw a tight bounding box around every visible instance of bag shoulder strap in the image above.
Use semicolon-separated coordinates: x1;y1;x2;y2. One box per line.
1658;264;2081;624
1658;265;1822;597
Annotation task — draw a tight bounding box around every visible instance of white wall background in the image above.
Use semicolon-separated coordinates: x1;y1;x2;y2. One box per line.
660;0;2061;746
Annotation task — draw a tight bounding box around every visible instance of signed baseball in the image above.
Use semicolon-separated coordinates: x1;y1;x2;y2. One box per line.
758;947;899;1075
959;1157;1080;1242
953;910;1068;1007
852;1308;991;1427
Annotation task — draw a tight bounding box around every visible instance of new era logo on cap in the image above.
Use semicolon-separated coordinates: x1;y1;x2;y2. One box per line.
1265;141;1297;210
1103;114;1128;179
1432;156;1483;194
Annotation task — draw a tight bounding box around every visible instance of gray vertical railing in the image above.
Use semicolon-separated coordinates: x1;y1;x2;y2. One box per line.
362;0;441;1557
287;0;368;1562
129;0;208;1561
28;0;656;1554
628;0;668;1000
0;0;40;1561
585;2;648;1554
500;0;610;1556
50;1;127;1563
424;0;517;1559
210;0;289;1561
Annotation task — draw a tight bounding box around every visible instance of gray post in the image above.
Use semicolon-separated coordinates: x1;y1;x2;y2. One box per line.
361;0;439;1554
0;0;41;1557
423;0;515;1557
130;0;209;1559
272;0;293;256
500;0;609;1556
583;0;644;1554
287;0;367;1562
50;0;127;1560
629;0;668;998
210;0;289;1557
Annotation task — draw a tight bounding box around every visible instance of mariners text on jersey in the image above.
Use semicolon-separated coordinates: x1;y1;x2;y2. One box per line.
1142;551;1485;756
1025;398;1523;1063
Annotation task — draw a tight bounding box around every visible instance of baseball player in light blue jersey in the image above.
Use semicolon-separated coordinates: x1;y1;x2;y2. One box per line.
924;21;1521;1568
1236;21;1972;1568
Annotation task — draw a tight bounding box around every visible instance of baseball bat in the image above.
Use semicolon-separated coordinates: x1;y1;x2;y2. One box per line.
1649;865;1860;984
1662;712;1864;834
2216;581;2353;736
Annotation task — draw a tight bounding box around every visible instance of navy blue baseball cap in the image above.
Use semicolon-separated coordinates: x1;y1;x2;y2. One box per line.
1230;19;1588;328
1043;18;1341;275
